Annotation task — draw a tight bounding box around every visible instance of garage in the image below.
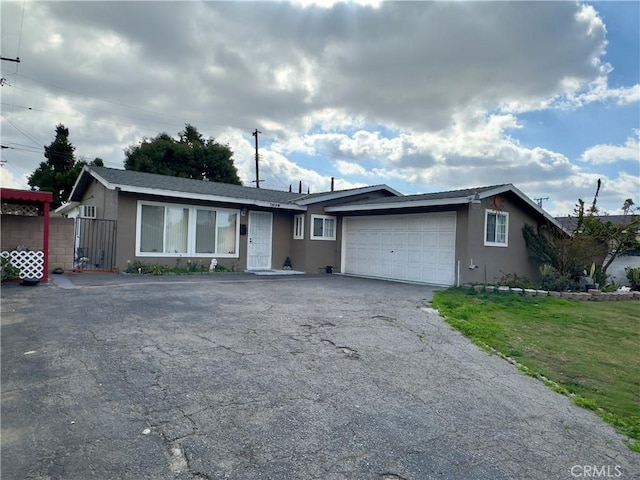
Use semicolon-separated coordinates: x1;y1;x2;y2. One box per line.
342;212;456;285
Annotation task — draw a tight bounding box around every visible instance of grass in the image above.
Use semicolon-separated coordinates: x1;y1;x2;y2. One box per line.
431;288;640;452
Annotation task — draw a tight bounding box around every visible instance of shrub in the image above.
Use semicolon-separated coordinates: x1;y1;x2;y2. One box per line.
496;271;534;289
625;267;640;291
1;257;20;281
539;264;572;292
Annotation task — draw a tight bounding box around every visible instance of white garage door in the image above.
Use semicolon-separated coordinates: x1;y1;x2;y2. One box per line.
342;212;456;285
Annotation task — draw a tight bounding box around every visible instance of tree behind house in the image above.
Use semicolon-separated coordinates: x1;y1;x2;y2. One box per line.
28;124;104;209
523;181;639;286
124;124;241;185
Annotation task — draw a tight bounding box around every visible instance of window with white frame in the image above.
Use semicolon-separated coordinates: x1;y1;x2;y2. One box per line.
311;214;336;240
293;214;304;239
137;201;239;256
484;209;509;247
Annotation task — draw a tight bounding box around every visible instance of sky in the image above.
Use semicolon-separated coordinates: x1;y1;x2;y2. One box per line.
1;0;638;217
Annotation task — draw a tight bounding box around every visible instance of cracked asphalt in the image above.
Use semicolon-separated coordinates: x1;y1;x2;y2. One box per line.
2;273;639;479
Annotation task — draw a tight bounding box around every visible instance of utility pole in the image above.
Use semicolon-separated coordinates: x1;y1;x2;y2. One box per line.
534;197;549;208
252;129;261;188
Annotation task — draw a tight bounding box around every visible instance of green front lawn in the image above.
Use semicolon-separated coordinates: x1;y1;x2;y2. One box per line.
431;288;640;452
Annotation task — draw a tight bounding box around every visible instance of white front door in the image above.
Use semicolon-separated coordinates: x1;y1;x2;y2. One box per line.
247;211;273;270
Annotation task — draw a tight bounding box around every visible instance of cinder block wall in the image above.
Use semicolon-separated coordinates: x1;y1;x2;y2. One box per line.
49;217;75;271
1;214;75;272
1;215;44;250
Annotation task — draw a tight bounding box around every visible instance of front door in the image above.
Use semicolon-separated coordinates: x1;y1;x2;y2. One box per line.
247;211;272;270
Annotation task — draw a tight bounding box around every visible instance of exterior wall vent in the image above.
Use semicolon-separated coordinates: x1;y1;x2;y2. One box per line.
79;205;96;218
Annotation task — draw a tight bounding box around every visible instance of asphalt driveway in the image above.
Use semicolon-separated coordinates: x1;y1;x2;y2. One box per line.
2;274;638;479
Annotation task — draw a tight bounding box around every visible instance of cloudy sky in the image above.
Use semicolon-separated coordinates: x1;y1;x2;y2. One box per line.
1;0;638;216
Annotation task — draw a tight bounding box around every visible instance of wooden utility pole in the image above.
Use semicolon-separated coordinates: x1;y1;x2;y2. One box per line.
534;197;549;208
252;129;261;188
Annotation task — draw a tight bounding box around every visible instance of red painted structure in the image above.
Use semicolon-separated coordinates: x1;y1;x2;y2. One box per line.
1;189;53;282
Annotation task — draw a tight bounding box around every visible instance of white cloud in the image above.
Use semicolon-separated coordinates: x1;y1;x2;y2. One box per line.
581;132;640;164
0;0;636;217
0;168;27;190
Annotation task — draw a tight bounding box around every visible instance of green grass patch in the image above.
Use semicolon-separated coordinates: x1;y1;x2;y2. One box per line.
431;288;640;451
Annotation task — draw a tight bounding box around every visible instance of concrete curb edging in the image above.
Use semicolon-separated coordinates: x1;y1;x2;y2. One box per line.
464;284;640;301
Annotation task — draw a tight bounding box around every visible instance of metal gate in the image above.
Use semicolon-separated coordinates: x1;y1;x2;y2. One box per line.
74;218;116;271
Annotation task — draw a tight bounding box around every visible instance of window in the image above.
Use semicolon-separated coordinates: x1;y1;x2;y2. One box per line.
484;209;509;247
137;201;239;257
293;214;304;239
195;209;216;253
311;215;336;240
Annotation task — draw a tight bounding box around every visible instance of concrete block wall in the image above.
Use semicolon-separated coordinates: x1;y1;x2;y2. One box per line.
1;215;44;250
49;217;75;272
1;214;75;273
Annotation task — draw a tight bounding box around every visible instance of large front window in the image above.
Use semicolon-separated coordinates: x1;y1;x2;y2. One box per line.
484;209;508;247
137;201;239;256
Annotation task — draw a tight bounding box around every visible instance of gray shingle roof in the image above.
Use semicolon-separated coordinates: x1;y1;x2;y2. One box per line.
85;167;303;204
331;184;510;207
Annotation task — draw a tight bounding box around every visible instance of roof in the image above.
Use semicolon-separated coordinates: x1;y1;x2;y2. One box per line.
1;188;53;205
326;183;565;231
66;167;398;211
556;215;640;232
327;184;507;209
290;184;401;205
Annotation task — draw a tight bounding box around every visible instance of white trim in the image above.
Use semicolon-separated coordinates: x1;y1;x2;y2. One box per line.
311;214;337;241
326;196;471;212
135;200;240;258
293;214;304;240
484;209;509;247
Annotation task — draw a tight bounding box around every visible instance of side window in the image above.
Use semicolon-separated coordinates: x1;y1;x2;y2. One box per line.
294;214;304;239
484;209;509;247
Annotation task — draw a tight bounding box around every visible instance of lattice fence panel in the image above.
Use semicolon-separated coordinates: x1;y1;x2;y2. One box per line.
0;203;39;216
1;250;44;279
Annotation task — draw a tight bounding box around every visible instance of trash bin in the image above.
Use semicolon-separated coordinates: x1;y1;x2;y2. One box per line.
325;265;333;274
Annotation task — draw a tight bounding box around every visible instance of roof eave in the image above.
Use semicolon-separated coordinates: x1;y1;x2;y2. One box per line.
295;185;401;206
499;184;565;231
112;184;307;211
325;196;471;212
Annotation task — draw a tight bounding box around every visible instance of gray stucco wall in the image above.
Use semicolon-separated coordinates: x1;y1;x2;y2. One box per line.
460;193;542;285
81;178;119;220
111;192;301;273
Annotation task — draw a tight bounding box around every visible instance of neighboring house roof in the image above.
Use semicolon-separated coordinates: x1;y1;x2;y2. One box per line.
326;183;565;231
65;167;398;211
556;215;640;233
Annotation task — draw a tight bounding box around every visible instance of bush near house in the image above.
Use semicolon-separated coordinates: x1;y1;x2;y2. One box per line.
124;259;228;275
1;257;21;281
432;288;640;452
626;267;640;291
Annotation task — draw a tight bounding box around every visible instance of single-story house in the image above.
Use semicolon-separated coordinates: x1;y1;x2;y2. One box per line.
58;166;563;286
